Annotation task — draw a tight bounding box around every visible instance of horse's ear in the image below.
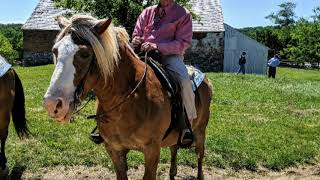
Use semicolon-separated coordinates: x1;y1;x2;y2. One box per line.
92;18;112;35
55;16;69;29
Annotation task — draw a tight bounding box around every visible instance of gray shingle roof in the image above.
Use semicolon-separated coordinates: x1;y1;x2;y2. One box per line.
190;0;224;32
22;0;72;30
23;0;224;32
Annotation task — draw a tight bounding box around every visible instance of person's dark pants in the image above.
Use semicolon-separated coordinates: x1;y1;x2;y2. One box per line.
237;64;245;74
268;66;276;78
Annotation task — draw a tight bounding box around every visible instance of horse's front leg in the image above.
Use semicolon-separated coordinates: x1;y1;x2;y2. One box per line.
169;145;178;180
143;143;161;180
105;145;129;180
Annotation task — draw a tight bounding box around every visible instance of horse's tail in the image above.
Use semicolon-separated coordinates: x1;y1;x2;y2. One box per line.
11;69;29;139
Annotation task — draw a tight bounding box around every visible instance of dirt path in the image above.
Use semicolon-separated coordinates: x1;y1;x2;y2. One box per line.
15;164;320;180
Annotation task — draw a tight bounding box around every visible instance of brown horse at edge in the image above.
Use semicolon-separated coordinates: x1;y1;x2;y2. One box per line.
43;15;213;180
0;67;29;175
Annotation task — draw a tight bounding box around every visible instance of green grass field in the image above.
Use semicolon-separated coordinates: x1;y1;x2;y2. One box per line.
6;66;320;172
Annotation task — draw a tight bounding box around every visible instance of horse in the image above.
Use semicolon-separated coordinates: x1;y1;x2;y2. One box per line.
0;56;29;175
43;15;213;180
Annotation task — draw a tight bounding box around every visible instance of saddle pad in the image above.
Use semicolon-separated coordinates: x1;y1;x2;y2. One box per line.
186;65;206;91
0;55;12;77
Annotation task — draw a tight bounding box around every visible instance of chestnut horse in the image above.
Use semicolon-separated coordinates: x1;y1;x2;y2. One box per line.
0;58;29;175
43;15;213;180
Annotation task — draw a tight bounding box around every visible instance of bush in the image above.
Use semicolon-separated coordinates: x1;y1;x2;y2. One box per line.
0;33;18;63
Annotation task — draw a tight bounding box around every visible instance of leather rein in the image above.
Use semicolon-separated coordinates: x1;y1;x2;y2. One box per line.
72;51;149;121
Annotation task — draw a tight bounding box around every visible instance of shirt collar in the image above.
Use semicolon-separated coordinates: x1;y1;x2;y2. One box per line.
158;2;176;13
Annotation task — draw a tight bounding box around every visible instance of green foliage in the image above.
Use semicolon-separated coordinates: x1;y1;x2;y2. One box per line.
312;6;320;22
6;66;320;173
241;2;320;66
266;2;296;27
0;24;23;61
54;0;191;34
284;21;320;66
0;33;17;63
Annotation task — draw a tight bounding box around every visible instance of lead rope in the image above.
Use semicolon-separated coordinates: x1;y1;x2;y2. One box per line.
86;51;149;120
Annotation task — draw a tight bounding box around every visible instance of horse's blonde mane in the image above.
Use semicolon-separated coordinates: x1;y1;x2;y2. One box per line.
56;14;130;82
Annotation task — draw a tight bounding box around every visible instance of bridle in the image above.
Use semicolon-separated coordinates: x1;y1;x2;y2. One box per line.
72;51;149;121
71;55;95;118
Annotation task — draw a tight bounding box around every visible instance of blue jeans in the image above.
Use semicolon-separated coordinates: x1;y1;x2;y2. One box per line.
237;64;245;74
159;55;197;122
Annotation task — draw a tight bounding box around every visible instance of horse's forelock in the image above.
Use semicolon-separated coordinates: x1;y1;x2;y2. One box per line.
55;15;122;83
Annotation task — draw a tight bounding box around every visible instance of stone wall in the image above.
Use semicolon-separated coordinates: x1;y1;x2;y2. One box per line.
23;30;58;66
23;51;53;66
185;32;224;72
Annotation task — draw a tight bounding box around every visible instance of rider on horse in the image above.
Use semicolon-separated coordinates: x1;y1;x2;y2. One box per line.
132;0;196;144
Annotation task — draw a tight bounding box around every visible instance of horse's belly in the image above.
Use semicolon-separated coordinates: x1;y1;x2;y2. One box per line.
103;134;146;150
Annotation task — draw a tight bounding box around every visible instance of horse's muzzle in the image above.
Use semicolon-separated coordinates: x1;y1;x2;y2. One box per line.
43;96;71;122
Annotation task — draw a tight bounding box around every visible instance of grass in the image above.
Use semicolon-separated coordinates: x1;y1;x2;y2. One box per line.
5;66;320;172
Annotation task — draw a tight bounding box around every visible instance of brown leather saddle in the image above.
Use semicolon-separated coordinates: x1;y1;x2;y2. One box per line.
137;50;193;148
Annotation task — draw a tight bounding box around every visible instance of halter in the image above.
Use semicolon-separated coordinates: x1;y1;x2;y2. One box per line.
72;51;149;121
71;55;95;119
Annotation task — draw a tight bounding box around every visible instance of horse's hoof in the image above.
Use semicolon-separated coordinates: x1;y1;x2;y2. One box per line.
197;173;204;180
169;175;175;180
0;165;9;179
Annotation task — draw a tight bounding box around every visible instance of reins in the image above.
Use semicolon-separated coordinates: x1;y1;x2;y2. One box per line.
73;51;149;121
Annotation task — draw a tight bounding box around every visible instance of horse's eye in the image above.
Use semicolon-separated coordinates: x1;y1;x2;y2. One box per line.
80;52;90;58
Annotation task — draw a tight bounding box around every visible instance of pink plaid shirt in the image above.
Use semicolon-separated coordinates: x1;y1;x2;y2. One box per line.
132;3;193;56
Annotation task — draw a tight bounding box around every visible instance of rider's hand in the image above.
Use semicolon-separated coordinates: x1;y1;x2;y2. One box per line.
141;42;158;52
132;36;144;48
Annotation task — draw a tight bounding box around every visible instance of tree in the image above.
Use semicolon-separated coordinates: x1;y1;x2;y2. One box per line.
54;0;191;34
0;33;18;63
312;6;320;22
0;24;23;60
283;21;320;68
241;3;320;68
266;2;296;27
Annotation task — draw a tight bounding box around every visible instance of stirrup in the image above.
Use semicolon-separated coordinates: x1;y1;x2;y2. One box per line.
178;129;194;148
89;126;104;144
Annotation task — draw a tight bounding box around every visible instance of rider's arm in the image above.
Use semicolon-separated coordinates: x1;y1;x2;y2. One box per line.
157;13;193;55
132;9;147;39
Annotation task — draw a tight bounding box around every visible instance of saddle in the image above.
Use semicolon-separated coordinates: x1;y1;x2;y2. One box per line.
138;50;205;148
0;56;12;78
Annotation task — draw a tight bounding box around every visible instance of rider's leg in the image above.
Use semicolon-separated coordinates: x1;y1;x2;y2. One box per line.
160;55;197;122
160;55;197;144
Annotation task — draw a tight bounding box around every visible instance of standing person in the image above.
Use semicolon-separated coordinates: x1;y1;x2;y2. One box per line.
268;54;281;78
237;51;246;75
132;0;195;145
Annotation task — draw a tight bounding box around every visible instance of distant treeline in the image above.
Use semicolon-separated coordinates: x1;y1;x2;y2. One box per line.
240;2;320;67
0;24;23;63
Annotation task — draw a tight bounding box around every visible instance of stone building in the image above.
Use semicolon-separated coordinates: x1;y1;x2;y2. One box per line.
22;0;72;66
23;0;268;74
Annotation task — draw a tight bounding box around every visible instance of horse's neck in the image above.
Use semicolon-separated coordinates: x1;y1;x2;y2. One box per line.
90;43;142;107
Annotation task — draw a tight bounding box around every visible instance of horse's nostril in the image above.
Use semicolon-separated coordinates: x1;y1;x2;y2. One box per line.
54;110;58;114
56;99;63;110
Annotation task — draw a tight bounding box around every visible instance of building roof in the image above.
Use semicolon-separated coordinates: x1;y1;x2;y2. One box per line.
190;0;224;32
22;0;72;30
24;0;224;32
